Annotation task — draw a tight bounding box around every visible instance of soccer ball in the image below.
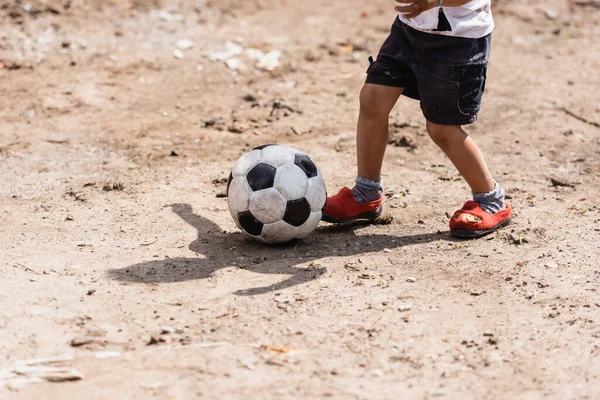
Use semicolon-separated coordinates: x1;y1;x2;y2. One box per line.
227;144;327;244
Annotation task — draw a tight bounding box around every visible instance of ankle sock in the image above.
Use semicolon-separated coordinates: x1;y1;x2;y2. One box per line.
352;176;382;203
473;181;506;214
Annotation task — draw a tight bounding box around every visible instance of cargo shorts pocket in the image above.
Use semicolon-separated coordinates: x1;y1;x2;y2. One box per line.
451;62;488;116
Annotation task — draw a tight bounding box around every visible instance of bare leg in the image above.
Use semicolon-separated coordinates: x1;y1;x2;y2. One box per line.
356;84;404;181
425;120;494;194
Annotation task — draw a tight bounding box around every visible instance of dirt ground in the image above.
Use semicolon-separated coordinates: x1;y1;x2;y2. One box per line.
1;0;599;398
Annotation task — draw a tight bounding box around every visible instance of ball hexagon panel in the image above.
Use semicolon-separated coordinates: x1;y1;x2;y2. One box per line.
294;211;322;239
260;145;298;168
237;210;264;236
260;220;299;244
246;163;277;191
232;149;260;178
227;176;253;216
273;164;308;200
294;154;318;178
249;188;287;224
283;198;312;227
305;175;327;212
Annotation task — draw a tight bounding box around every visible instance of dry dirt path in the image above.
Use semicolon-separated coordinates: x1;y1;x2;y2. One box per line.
1;0;599;398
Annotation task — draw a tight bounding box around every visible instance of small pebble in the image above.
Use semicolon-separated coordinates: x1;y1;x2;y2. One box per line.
406;277;416;283
175;39;194;50
173;49;184;59
161;326;174;334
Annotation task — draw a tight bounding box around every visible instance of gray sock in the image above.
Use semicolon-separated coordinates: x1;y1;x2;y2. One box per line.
352;176;382;203
473;181;506;214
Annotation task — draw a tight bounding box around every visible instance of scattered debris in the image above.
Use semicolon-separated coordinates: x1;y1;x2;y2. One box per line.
556;105;600;128
212;177;229;185
102;182;125;191
388;134;417;150
173;49;184;59
544;261;558;269
270;100;302;116
373;214;394;225
147;335;165;346
175;39;194;50
260;344;299;354
70;336;94;347
205;41;244;62
204;42;282;71
66;190;86;202
43;138;70;144
344;262;360;272
550;178;576;188
140;238;158;246
254;50;281;71
509;231;529;245
543;8;559;20
0;60;24;70
225;58;242;70
161;326;174;334
14;262;40;275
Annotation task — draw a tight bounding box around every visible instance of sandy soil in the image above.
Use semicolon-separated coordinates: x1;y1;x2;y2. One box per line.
1;0;599;398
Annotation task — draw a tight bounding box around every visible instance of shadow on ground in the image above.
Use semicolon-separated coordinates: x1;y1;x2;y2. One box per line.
108;203;452;295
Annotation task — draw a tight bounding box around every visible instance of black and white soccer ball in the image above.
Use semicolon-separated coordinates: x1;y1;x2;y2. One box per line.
227;144;327;244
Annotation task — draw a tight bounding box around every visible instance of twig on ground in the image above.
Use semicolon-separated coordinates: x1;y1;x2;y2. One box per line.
557;106;600;128
139;237;158;246
15;263;40;275
142;341;231;353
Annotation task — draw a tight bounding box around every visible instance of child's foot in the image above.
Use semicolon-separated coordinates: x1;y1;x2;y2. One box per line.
450;201;512;238
322;187;383;224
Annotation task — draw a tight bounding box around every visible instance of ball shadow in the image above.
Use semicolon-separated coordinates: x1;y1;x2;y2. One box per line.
107;203;454;296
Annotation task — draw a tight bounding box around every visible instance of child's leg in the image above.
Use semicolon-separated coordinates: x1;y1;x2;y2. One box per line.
425;120;506;218
321;84;403;224
356;84;404;182
425;120;494;193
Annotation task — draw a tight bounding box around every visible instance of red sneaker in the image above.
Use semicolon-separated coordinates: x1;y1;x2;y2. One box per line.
450;201;512;238
322;187;383;224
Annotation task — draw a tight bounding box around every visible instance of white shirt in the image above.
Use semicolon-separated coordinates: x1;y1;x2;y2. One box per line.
397;0;493;39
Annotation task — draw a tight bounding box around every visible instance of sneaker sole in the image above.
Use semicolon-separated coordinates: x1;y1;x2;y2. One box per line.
450;217;512;239
321;205;383;224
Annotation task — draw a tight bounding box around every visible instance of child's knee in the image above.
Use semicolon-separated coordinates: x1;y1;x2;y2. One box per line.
359;85;392;117
426;120;459;146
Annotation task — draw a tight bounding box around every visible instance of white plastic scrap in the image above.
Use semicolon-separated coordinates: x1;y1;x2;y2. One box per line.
256;50;282;71
204;43;282;71
206;41;244;62
225;58;243;70
245;48;282;71
175;39;194;50
173;49;184;59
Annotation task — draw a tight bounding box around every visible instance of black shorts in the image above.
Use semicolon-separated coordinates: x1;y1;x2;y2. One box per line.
366;17;491;126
